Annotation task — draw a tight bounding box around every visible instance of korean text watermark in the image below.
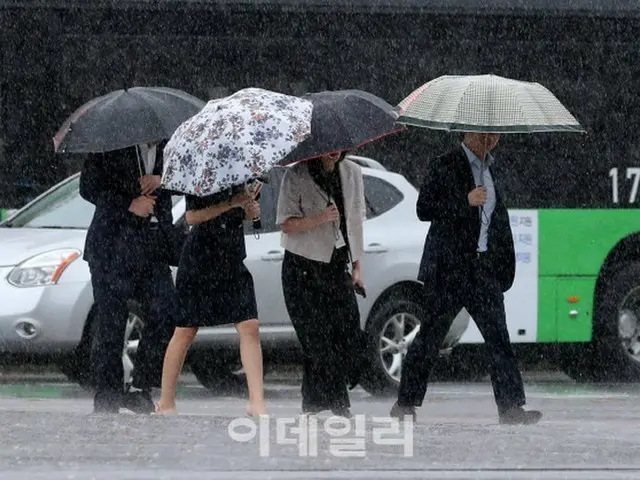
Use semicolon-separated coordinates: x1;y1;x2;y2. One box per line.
227;414;414;457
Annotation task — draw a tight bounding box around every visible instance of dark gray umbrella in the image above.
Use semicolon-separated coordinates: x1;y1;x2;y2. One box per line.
53;86;206;153
280;89;405;165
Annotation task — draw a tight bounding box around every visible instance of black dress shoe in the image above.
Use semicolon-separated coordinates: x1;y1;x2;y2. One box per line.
122;390;155;414
499;407;543;425
390;402;416;422
93;391;122;414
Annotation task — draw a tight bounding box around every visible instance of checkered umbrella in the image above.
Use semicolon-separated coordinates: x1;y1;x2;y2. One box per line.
397;74;585;133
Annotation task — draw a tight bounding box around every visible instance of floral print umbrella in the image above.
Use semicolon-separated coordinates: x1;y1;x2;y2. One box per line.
161;87;313;196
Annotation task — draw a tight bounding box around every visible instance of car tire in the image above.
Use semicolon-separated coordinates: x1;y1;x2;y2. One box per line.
359;297;424;396
58;300;146;390
187;348;248;395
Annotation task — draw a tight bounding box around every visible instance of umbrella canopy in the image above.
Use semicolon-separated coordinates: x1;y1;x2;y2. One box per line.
161;87;313;196
53;86;206;153
280;89;404;165
397;74;585;133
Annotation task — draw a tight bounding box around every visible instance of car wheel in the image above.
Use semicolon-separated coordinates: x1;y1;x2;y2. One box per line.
187;348;247;395
121;305;145;388
359;298;423;396
58;301;145;390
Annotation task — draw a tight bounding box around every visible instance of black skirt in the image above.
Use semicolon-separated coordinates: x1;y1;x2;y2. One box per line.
174;196;258;328
175;261;258;328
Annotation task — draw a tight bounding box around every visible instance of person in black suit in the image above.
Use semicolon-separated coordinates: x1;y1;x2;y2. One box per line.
390;132;542;425
80;140;179;414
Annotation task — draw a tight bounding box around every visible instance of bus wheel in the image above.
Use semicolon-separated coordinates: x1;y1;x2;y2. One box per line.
592;262;640;382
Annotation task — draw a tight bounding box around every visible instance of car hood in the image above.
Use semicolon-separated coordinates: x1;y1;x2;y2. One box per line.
0;228;87;267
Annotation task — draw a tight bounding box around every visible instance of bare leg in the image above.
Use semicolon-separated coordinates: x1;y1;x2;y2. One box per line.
235;319;266;416
156;327;198;415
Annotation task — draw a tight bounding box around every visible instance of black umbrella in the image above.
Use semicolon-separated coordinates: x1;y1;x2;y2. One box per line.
53;86;206;153
280;89;405;165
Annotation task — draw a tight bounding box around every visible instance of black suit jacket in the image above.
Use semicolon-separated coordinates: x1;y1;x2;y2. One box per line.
416;148;516;293
79;142;175;267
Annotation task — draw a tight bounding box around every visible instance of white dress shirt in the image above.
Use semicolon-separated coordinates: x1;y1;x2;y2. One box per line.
137;143;158;222
138;143;157;174
461;142;496;253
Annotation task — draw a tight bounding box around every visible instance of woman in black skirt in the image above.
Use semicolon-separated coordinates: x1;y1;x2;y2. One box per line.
156;187;266;416
276;152;367;418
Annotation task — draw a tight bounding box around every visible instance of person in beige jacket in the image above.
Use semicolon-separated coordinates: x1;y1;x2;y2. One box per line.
276;151;367;418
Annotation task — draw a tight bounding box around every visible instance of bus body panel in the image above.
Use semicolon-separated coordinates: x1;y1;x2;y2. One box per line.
462;209;640;344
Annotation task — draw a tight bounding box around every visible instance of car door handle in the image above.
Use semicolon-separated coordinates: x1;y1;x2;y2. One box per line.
261;250;284;261
364;243;388;254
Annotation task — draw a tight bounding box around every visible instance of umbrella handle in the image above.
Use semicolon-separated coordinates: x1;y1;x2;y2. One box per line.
134;145;158;223
244;182;262;240
134;144;144;177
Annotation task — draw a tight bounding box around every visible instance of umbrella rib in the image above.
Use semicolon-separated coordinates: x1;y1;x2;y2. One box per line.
308;100;353;151
510;86;535;133
132;90;172;139
141;86;205;106
324;101;359;144
452;80;490;131
516;84;569;132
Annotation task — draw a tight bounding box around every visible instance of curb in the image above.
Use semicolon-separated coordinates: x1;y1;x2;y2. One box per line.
0;367;304;385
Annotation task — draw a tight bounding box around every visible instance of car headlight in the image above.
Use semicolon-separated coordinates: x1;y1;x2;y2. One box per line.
7;248;81;288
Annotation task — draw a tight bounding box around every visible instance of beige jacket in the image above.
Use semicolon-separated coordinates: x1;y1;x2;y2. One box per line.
276;159;366;263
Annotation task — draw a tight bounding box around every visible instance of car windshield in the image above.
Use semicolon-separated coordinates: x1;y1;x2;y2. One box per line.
5;176;94;229
4;175;184;229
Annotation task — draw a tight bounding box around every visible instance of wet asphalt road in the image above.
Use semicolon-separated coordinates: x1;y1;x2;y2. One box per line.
0;373;639;479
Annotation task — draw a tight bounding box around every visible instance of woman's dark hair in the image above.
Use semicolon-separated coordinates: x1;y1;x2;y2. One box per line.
307;158;325;188
308;151;347;173
307;151;347;194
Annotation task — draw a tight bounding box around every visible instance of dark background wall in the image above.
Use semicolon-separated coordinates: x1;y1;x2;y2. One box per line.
0;2;639;209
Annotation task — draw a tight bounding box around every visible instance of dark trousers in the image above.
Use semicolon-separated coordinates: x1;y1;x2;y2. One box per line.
88;258;178;393
398;254;525;414
282;250;362;410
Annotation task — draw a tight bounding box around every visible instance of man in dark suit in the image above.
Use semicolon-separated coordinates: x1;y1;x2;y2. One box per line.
80;140;179;414
390;132;542;425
